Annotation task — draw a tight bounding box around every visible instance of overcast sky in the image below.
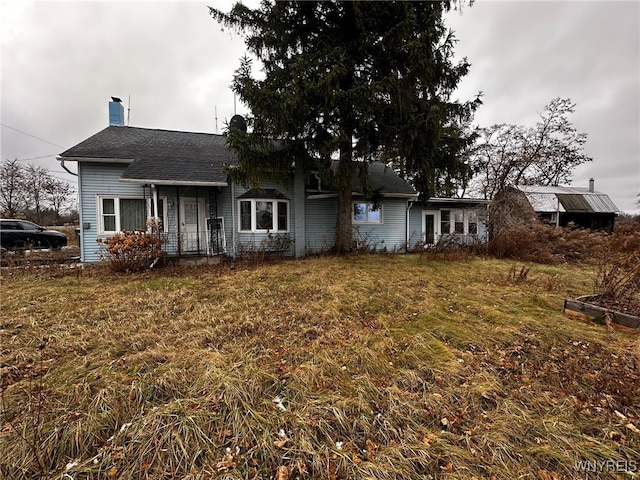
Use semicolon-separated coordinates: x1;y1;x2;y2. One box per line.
1;0;638;213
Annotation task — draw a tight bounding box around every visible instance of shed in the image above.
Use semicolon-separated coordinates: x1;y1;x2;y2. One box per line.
512;183;620;232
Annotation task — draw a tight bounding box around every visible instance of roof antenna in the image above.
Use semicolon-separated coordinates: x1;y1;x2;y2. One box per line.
215;105;219;134
127;95;131;126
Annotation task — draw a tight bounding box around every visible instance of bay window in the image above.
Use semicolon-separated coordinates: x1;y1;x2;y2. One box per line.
238;198;289;232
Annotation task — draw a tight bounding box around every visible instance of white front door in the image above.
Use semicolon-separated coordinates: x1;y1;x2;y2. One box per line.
423;210;439;245
180;198;205;252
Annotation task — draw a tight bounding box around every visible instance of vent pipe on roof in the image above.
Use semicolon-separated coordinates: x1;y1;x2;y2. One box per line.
109;97;125;126
589;178;595;193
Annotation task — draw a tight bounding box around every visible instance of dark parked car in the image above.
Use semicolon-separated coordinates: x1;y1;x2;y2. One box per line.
0;219;67;250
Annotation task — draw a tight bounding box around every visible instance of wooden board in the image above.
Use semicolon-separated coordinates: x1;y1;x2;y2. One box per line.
563;298;640;329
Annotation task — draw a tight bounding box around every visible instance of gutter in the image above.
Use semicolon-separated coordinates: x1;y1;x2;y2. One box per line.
58;158;78;176
57;156;134;164
120;178;228;187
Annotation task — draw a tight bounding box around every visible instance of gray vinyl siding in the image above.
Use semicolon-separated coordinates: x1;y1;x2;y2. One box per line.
305;197;411;253
408;204;424;249
352;198;408;252
78;162;147;262
305;197;338;254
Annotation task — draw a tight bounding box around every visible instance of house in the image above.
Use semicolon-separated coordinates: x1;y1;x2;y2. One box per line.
60;100;488;262
510;182;620;232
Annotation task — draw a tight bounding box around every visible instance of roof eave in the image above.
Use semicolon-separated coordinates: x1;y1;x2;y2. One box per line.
119;178;228;187
306;192;417;200
57;156;134;164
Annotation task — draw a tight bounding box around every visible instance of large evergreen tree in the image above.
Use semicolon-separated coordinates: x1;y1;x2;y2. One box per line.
210;1;480;252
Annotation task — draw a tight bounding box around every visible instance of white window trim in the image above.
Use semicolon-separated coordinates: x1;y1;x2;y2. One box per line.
237;198;290;233
440;209;479;236
97;195;168;234
352;201;383;224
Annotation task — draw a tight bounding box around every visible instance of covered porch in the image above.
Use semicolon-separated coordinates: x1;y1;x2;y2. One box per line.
144;184;227;258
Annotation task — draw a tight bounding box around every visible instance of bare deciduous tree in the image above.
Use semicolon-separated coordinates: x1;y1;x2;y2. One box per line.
45;178;75;224
1;160;76;223
0;159;26;217
24;164;51;224
470;98;592;199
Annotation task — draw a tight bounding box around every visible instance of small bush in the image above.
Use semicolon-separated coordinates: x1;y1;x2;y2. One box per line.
97;230;165;273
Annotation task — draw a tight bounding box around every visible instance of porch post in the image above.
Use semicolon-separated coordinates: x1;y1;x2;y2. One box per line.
152;184;159;227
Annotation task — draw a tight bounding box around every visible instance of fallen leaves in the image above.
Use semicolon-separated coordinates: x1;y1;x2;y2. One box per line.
215;455;236;472
106;466;118;479
538;470;561;480
275;465;290;480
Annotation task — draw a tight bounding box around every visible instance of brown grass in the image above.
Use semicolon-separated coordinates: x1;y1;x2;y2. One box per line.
1;256;638;479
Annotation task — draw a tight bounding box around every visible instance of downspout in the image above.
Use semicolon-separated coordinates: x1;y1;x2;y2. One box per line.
231;178;237;261
58;158;78;176
406;200;414;253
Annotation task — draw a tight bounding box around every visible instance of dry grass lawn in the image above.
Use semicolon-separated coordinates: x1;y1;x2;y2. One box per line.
1;255;638;479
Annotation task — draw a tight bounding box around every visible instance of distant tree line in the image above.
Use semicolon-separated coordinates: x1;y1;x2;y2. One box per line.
0;159;77;225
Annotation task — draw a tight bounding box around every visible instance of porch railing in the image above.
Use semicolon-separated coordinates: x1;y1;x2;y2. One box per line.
160;230;225;256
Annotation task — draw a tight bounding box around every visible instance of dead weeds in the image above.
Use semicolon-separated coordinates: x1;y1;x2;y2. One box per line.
0;255;638;479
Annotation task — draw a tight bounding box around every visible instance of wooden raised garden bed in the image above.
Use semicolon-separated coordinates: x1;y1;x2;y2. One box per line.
563;295;640;329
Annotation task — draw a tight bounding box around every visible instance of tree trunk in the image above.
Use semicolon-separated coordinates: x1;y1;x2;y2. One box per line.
334;147;356;253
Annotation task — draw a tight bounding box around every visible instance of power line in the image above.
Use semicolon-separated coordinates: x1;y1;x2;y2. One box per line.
15;154;58;162
1;123;65;149
50;173;78;184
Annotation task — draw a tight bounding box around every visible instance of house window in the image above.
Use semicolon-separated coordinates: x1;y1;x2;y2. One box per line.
440;210;450;234
454;211;464;234
353;202;382;224
468;211;478;235
238;199;289;232
439;209;479;236
240;201;252;231
277;202;288;231
98;196;167;234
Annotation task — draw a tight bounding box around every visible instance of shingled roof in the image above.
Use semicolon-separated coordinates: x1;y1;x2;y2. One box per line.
515;185;619;214
61;126;416;195
60;126;235;186
355;162;416;197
